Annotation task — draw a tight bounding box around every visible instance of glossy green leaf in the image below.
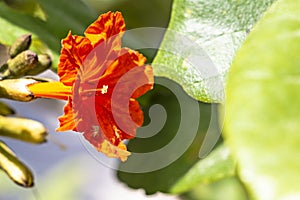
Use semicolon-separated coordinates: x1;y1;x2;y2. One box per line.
223;0;300;199
0;0;97;69
170;145;235;194
152;0;275;102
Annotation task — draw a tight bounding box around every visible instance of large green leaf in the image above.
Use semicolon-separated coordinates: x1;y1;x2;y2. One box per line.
223;0;300;199
152;0;275;103
0;0;97;69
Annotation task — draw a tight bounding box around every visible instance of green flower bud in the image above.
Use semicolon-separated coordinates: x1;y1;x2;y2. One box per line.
2;50;38;79
9;34;32;58
0;140;34;187
0;115;47;143
0;78;37;101
26;54;52;75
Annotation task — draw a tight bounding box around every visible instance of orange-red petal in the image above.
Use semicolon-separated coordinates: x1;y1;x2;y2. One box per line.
131;65;154;98
57;99;77;132
99;95;143;140
58;31;93;86
72;48;151;142
98;49;153;129
84;11;125;47
99;48;147;86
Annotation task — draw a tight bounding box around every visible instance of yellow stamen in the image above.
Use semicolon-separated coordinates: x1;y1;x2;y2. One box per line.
82;85;109;95
100;85;108;94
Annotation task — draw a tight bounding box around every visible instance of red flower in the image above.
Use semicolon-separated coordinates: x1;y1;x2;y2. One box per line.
28;11;154;161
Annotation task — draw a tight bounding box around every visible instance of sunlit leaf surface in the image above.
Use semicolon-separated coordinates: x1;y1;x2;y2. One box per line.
153;0;275;102
223;0;300;198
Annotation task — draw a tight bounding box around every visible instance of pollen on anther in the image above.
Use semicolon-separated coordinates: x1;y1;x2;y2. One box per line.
101;85;108;94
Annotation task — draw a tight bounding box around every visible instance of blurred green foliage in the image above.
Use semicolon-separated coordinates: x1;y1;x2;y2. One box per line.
223;0;300;198
181;177;248;200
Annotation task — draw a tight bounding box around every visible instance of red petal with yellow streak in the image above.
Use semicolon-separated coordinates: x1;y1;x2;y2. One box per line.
57;99;77;132
58;32;93;86
93;49;151;136
84;11;125;47
99;48;147;86
131;65;154;98
75;48;152;160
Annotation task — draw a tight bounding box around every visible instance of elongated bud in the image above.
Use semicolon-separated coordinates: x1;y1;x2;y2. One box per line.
9;34;32;58
0;140;34;187
26;54;52;75
0;116;47;143
0;101;15;116
2;50;38;79
0;78;37;101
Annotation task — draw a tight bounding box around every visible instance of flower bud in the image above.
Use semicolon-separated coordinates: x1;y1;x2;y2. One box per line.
9;34;32;58
2;50;38;79
26;54;52;75
0;116;47;143
0;140;34;187
0;78;37;101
